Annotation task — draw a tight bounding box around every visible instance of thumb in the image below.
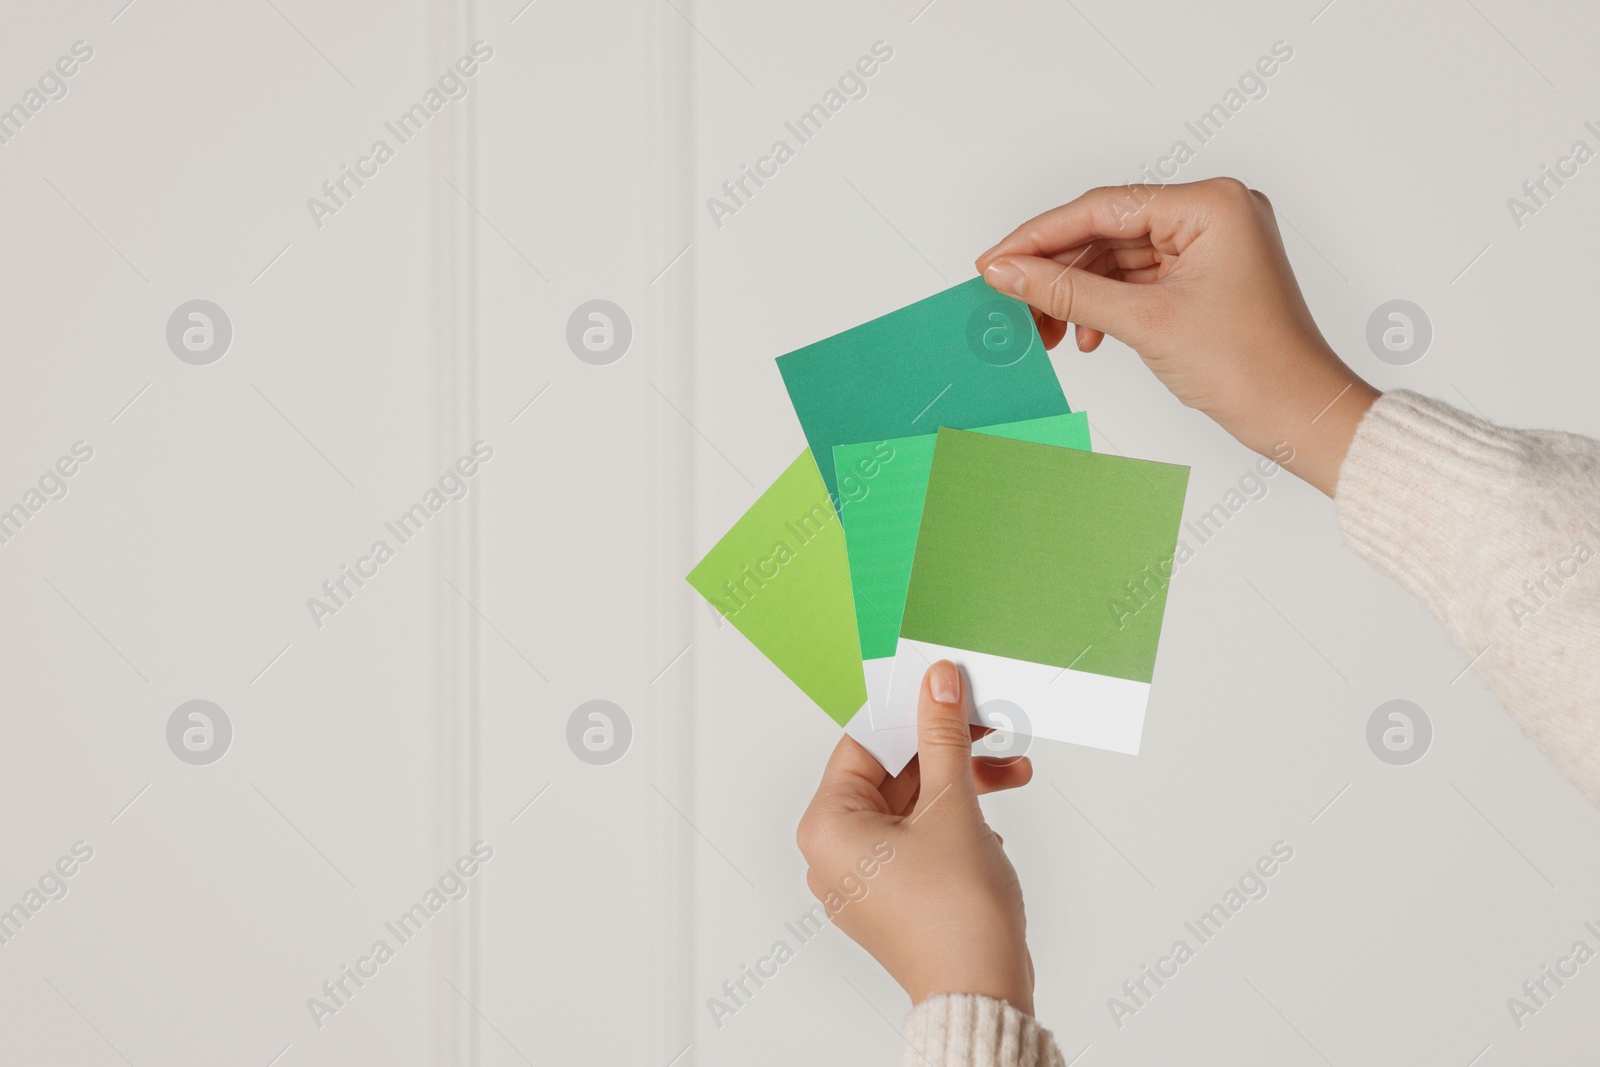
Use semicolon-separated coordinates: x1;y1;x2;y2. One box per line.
983;255;1156;349
910;661;978;820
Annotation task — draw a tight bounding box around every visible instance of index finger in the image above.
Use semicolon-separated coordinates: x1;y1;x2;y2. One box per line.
808;730;892;816
976;182;1214;269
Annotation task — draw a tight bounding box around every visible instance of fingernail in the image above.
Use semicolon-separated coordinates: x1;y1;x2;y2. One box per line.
930;662;960;704
984;260;1025;298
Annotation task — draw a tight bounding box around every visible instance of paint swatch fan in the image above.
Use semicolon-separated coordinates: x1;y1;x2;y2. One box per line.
687;278;1189;773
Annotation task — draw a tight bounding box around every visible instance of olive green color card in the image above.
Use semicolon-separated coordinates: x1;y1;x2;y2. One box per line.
882;429;1189;756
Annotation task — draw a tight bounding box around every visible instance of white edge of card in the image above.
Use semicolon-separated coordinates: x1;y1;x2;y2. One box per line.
843;698;919;775
863;657;895;724
883;637;1148;755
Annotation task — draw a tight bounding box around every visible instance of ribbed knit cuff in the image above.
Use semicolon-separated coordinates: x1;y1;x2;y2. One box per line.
901;995;1064;1067
1335;389;1529;640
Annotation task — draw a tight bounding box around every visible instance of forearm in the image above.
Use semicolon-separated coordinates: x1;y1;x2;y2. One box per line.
1335;390;1600;801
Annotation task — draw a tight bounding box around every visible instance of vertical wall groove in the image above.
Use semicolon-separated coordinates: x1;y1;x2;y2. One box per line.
653;0;698;1061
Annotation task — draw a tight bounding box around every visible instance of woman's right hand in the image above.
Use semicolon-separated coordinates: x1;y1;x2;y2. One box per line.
976;178;1378;496
796;661;1037;1015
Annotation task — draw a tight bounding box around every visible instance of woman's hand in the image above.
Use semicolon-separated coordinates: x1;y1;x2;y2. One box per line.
796;661;1036;1014
976;177;1377;496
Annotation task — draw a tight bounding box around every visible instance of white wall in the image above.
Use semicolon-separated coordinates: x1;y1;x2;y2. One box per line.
1;1;1597;1065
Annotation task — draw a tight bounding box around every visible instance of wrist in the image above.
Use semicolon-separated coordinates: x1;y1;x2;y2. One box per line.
1219;346;1377;498
908;967;1034;1018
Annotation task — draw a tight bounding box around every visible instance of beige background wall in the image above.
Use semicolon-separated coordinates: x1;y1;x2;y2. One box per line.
1;1;1597;1064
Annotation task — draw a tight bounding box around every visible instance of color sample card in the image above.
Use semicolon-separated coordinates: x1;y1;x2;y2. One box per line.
684;451;920;771
832;412;1092;751
777;276;1069;506
686;451;863;723
882;429;1189;757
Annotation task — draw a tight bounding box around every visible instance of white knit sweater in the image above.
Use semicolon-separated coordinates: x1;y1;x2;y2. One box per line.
900;390;1600;1066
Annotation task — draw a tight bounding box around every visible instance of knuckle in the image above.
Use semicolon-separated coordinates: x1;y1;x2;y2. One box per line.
1021;220;1053;250
795;815;820;858
1095;189;1145;233
1043;266;1077;322
1207;176;1253;208
796;810;845;864
921;718;975;750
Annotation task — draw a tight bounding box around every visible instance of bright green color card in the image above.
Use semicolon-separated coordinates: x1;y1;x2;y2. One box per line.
777;277;1068;505
685;451;864;725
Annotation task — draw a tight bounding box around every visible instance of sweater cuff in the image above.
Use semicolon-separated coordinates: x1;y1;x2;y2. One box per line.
901;994;1064;1067
1335;389;1527;635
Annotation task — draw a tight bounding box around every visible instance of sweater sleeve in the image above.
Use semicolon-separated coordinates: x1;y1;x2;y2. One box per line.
1335;390;1600;802
900;995;1064;1067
